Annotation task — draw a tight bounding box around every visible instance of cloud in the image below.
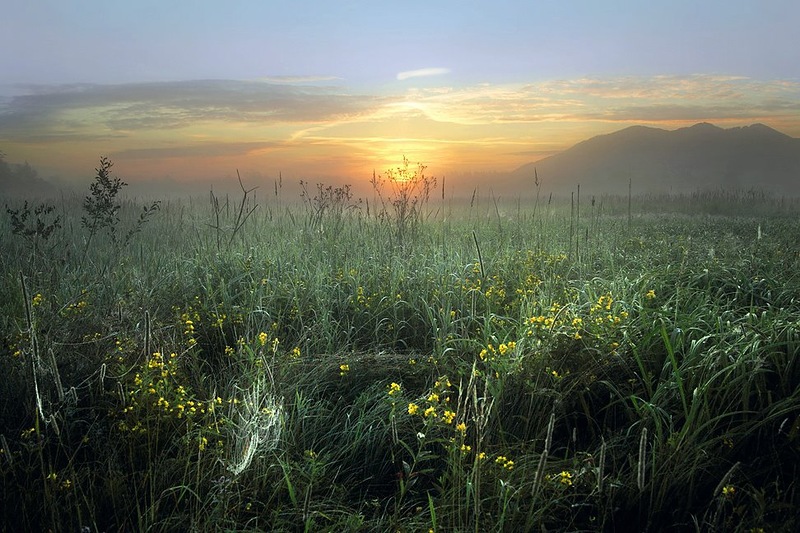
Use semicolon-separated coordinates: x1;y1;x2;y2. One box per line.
3;75;797;147
254;75;342;84
396;68;451;81
397;75;800;127
113;141;280;160
0;80;397;142
2;74;798;181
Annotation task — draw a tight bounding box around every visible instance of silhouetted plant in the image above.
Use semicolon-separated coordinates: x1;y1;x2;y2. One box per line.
5;200;63;269
207;171;257;252
81;156;125;250
370;157;436;247
6;201;62;243
81;156;159;261
299;180;362;235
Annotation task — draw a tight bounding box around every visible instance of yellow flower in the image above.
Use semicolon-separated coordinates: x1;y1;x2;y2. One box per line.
722;485;735;498
32;293;43;307
407;402;420;415
427;392;440;403
423;406;437;418
494;455;514;470
558;470;573;486
387;382;402;396
339;363;350;376
258;332;268;346
645;289;656;300
442;410;456;424
455;422;467;434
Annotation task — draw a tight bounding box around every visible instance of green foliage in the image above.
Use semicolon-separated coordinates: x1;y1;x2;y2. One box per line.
1;180;799;531
207;172;257;252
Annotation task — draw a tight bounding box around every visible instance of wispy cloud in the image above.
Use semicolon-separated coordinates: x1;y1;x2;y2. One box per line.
396;68;451;81
113;141;279;160
399;75;800;127
254;75;342;84
0;80;396;142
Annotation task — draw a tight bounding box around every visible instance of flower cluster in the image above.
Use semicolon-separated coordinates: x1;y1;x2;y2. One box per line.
524;292;630;356
117;350;230;454
407;377;456;427
479;341;517;362
495;455;515;471
62;289;89;316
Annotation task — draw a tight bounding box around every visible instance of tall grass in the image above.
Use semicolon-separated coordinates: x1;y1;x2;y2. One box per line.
1;186;799;531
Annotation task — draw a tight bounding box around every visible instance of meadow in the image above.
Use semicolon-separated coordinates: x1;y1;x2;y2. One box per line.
1;162;799;532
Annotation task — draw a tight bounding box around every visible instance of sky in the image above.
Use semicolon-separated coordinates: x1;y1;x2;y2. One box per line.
1;0;799;193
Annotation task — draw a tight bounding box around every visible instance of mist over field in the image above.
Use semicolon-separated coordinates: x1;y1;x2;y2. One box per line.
4;120;800;201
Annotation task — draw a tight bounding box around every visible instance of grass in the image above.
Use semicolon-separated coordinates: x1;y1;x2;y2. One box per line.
1;182;799;532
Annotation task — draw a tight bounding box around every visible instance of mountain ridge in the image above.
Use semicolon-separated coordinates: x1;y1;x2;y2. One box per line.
511;123;800;195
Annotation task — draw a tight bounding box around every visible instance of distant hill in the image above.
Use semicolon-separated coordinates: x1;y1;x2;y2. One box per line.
0;156;56;198
510;123;800;196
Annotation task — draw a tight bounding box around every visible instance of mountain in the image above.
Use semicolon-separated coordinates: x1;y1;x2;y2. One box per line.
510;123;800;196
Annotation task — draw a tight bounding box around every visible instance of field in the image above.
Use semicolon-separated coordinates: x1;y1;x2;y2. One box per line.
2;167;799;532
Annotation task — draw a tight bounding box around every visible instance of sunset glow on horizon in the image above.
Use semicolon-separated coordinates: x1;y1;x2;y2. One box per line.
2;1;799;193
